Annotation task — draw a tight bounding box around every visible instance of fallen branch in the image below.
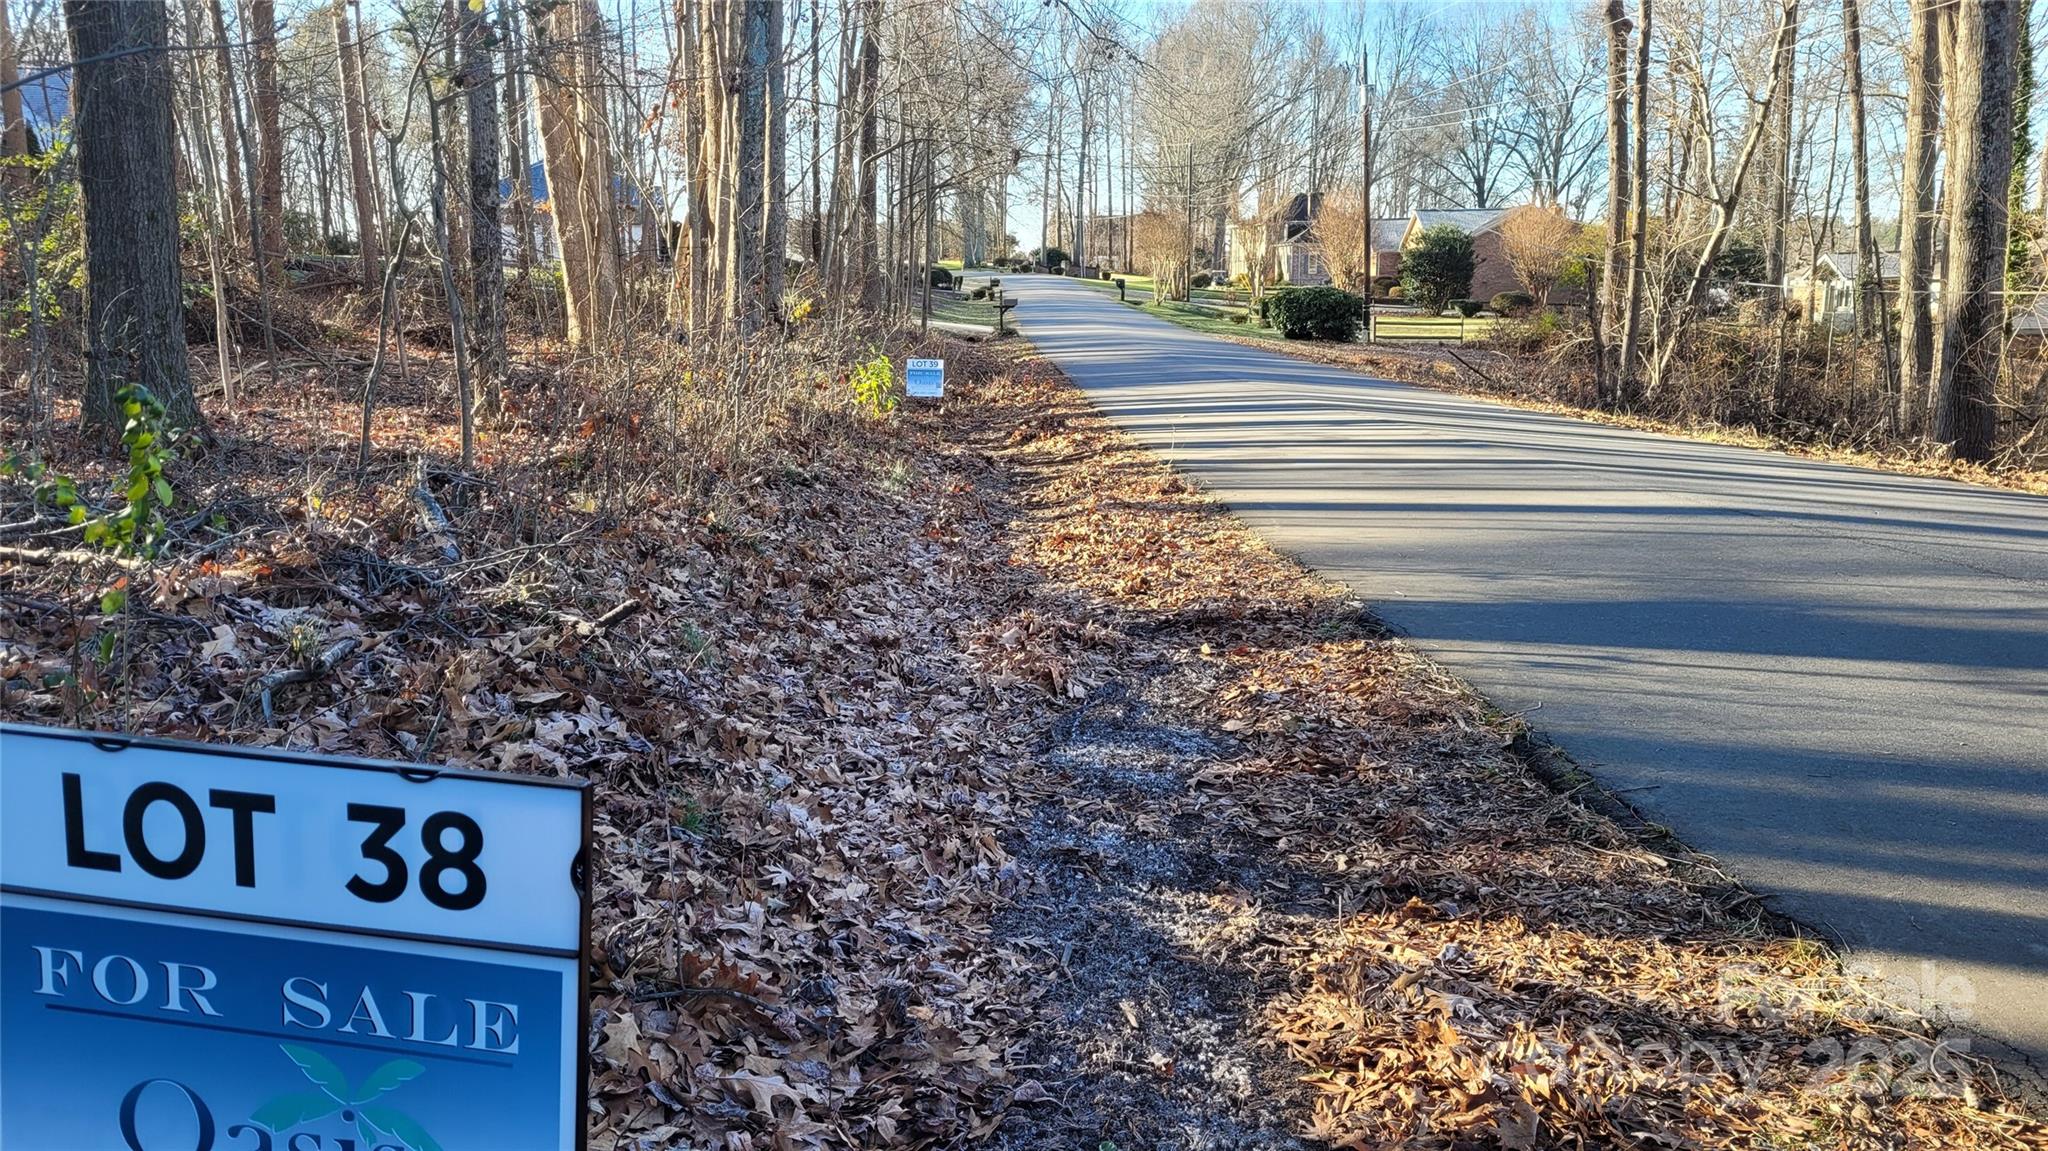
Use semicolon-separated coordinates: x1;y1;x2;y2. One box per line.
411;463;461;563
1444;346;1507;390
0;544;146;570
252;637;361;723
564;598;642;636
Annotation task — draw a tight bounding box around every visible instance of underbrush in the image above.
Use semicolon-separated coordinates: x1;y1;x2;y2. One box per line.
1;310;1043;1146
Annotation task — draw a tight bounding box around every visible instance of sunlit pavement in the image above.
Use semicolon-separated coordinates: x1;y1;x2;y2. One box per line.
1011;273;2048;1080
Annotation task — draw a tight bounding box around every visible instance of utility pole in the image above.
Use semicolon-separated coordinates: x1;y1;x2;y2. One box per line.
1360;50;1373;342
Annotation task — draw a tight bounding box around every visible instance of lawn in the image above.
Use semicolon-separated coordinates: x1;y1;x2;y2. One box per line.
929;292;1002;329
1127;297;1280;341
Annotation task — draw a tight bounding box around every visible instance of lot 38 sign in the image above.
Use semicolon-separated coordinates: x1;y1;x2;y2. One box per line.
0;724;591;1151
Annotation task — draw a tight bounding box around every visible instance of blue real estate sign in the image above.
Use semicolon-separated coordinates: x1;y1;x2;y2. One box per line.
905;357;945;399
0;723;591;1151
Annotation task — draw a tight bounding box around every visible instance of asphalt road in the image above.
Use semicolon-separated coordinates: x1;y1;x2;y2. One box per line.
1010;274;2048;1078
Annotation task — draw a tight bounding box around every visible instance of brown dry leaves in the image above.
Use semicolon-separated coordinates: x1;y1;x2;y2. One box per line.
976;354;2046;1149
4;330;2044;1151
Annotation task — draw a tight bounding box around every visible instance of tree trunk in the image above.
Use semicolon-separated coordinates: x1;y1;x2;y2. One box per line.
442;0;470;305
250;0;285;285
204;0;246;256
1900;0;1943;434
1843;0;1896;420
63;0;200;434
732;0;769;330
1933;0;2016;462
808;0;822;264
502;0;536;292
462;0;505;410
0;0;24;160
336;6;381;288
535;0;621;347
1600;0;1631;400
1761;0;1795;317
764;0;788;319
1618;0;1650;397
855;0;880;308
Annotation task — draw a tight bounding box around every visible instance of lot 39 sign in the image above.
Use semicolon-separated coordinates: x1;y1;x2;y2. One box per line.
0;724;591;1151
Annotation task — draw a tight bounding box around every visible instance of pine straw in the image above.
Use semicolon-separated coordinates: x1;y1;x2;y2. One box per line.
969;353;2048;1149
3;334;2044;1150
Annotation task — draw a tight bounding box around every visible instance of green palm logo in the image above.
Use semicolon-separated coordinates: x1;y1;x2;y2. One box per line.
251;1044;442;1151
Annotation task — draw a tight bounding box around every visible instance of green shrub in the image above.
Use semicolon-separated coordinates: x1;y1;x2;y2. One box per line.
929;266;954;289
1190;272;1212;289
969;285;990;300
1401;225;1475;314
1489;291;1536;317
1266;286;1362;340
1450;298;1484;318
1255;289;1293;326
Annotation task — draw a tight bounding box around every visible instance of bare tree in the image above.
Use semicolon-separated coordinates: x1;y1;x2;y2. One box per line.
250;0;285;285
63;0;200;434
336;4;381;288
1500;204;1581;304
535;0;620;347
461;0;505;408
1933;0;2017;462
1898;0;1943;434
1600;0;1631;384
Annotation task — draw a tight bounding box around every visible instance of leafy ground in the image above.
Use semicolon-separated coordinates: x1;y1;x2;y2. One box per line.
4;329;2045;1148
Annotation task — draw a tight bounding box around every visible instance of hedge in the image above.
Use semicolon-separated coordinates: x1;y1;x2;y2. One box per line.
1266;286;1362;340
1489;291;1536;317
1450;298;1484;318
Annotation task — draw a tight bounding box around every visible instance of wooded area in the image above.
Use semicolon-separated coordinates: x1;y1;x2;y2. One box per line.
5;0;2048;1146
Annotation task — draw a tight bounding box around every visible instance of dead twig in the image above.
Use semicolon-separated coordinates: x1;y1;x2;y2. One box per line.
0;544;147;570
251;636;362;723
411;462;461;563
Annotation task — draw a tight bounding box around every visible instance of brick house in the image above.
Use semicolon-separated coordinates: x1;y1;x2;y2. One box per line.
1401;207;1519;301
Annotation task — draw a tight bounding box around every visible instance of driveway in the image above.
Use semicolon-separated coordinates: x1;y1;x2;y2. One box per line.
1009;274;2048;1077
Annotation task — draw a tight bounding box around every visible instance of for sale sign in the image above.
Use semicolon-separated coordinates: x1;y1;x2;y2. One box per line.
0;723;591;1151
905;357;945;398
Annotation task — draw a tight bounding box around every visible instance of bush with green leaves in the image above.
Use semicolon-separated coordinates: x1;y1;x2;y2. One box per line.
1266;286;1362;341
1489;291;1536;317
928;266;954;289
849;352;896;415
1400;225;1475;315
1450;298;1484;318
1190;272;1212;289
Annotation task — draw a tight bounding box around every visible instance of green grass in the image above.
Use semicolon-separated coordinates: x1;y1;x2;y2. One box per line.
1368;313;1500;342
1127;298;1284;341
929;293;1000;328
1075;273;1157;295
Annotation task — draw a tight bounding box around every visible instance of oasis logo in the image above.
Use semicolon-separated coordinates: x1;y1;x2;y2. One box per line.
118;1045;441;1151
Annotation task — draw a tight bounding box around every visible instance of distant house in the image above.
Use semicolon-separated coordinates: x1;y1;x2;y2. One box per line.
1367;217;1406;281
1226;191;1327;285
1786;251;1901;327
1401;207;1517;300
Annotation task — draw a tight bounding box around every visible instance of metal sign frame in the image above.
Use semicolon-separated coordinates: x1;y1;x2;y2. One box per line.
0;722;594;1151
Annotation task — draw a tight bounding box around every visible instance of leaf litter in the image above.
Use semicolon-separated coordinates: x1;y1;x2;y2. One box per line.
2;337;2043;1150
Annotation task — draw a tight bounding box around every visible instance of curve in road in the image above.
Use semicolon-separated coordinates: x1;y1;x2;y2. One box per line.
1010;273;2048;1077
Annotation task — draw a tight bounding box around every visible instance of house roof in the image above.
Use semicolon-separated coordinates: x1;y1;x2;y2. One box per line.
1816;250;1902;281
1371;217;1408;251
1411;207;1510;236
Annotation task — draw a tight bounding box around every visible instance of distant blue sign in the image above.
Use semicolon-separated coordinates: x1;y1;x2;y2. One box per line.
0;724;591;1151
905;357;945;399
